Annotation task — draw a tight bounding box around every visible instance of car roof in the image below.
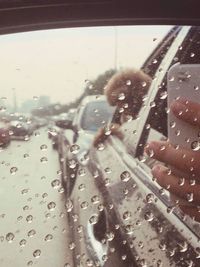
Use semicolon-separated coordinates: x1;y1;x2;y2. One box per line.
0;0;199;36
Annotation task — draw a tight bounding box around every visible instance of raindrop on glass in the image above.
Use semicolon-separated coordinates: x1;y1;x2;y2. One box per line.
89;214;98;225
40;144;47;151
120;171;131;182
33;249;41;258
70;144;80;154
6;232;15;243
65;199;73;212
51;179;60;189
40;157;48;163
44;234;53;242
47;202;56;211
10;167;18;175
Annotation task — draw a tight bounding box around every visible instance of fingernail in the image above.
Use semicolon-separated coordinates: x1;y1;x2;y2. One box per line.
152;165;161;176
144;141;158;157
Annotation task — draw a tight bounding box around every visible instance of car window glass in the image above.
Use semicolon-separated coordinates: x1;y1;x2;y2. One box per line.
2;25;200;267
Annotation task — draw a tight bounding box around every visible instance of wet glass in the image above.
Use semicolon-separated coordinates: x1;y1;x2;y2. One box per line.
1;25;200;267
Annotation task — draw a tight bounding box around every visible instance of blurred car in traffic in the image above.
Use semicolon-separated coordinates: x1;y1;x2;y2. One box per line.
0;122;10;147
62;26;200;267
60;95;115;193
9;120;34;139
55;112;74;129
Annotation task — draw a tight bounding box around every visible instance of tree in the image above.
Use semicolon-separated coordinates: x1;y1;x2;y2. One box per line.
31;68;117;117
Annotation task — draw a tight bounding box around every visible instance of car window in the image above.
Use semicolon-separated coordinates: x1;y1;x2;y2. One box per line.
2;25;200;267
138;26;200;163
80;101;115;132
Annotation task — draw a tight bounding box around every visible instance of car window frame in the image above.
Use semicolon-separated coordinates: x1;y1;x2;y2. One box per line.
122;26;190;158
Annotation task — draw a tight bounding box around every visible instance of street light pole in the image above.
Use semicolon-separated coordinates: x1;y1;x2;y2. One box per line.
12;88;17;113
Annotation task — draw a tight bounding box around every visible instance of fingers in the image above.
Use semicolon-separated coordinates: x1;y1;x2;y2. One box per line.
145;141;200;176
152;164;200;205
180;205;200;223
171;99;200;127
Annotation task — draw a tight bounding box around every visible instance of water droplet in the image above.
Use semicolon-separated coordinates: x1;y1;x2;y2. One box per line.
126;80;131;86
42;193;48;198
118;93;125;101
178;177;185;186
51;179;60;189
89;214;98;225
0;106;6;112
97;143;105;151
26;215;33;223
47;202;56;210
69;242;75;250
146;193;155;203
6;232;15;243
160;91;168;99
78;168;86;176
125;224;134;235
98;204;104;211
68;159;77;169
178;241;188;252
91;195;100;204
19;239;27;247
33;96;39;100
40;144;47;150
167;206;175;214
159;242;166;251
80;201;89;210
28;229;36;237
10;167;18;175
150;101;156;108
65;199;73;212
191;141;200;151
105;167;111;174
144;211;154;221
106;232;114;241
78;183;85;191
170;121;176;128
33;249;41;258
120;171;131;182
186;192;193;202
70;144;80;154
27;261;33;266
44;234;53;242
123;211;132;220
23;153;29;158
40;157;48;163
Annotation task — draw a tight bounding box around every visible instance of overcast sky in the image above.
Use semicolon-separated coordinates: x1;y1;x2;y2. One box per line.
0;25;172;108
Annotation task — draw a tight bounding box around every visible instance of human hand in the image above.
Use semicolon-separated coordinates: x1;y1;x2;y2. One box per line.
145;99;200;222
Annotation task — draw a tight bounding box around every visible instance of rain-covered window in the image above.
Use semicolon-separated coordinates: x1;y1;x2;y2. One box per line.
1;25;200;267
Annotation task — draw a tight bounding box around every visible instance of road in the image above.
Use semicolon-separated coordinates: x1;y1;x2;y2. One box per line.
0;128;73;267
